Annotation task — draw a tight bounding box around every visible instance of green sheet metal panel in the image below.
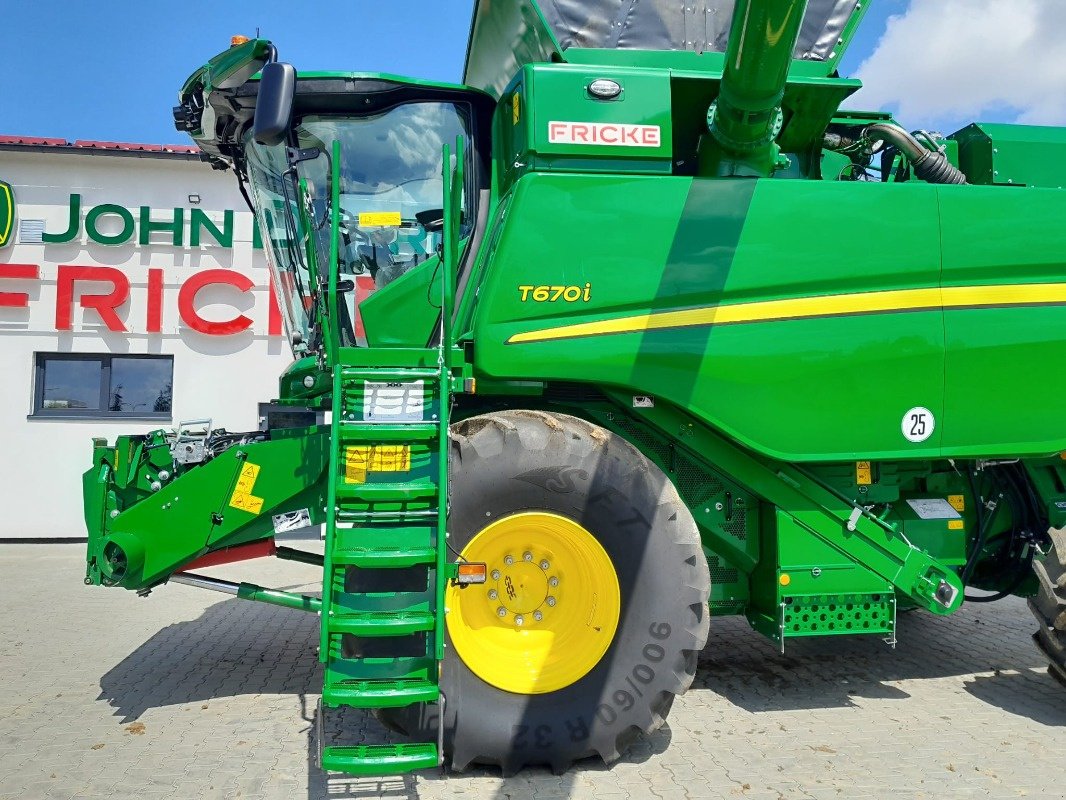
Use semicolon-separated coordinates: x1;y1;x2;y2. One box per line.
951;122;1066;188
938;184;1066;455
471;174;947;461
747;510;895;643
524;64;673;172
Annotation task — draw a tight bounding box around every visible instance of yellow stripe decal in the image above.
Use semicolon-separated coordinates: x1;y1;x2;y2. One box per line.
507;283;1066;344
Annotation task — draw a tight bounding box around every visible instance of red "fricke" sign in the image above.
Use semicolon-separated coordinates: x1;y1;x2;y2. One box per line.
547;121;662;147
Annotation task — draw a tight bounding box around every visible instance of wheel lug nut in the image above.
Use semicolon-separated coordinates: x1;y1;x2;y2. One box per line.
491;569;501;580
549;577;559;587
504;555;514;565
523;551;533;562
488;589;498;600
515;615;525;626
533;611;543;621
497;607;507;617
540;560;550;570
546;597;556;607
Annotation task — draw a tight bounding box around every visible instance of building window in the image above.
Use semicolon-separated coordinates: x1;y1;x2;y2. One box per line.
33;353;173;419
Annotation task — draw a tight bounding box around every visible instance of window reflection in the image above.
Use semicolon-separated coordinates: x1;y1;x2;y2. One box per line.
41;359;102;410
35;354;173;417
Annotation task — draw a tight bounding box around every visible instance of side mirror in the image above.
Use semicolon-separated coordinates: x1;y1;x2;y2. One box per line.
416;208;465;234
253;62;296;146
415;208;445;233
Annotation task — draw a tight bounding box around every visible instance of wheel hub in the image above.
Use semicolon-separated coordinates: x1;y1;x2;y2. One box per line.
491;553;553;619
445;511;620;694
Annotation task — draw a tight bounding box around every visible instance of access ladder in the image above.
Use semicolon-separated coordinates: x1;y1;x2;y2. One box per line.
317;347;450;775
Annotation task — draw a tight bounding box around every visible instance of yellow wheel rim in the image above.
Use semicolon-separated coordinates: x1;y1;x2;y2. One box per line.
446;511;621;694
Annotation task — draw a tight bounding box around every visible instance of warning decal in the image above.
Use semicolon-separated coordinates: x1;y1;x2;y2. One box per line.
229;462;264;514
345;445;412;484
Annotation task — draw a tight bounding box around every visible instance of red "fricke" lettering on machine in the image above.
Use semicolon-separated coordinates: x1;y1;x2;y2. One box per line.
547;121;661;147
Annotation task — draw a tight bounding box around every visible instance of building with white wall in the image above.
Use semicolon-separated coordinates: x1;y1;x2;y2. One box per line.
0;136;291;539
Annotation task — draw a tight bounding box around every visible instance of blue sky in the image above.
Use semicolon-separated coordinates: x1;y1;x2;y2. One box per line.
0;1;1038;144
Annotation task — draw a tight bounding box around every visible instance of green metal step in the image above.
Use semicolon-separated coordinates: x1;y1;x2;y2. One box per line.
322;678;439;708
338;422;441;441
321;743;438;775
338;347;442;369
336;481;438;502
336;508;439;524
327;610;435;636
332;546;437;568
342;367;441;382
332;522;434;548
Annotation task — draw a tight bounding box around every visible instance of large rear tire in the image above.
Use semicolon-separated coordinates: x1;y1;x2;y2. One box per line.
382;410;710;774
1030;527;1066;686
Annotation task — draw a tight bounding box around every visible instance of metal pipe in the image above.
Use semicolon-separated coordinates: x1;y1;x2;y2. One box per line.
863;123;929;163
171;572;240;594
275;546;325;566
709;0;810;155
863;123;968;184
171;571;322;613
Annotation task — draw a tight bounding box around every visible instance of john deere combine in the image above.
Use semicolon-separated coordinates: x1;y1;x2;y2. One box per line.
85;0;1066;777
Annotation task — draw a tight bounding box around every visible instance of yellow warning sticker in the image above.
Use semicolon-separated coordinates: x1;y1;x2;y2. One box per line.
229;492;264;514
344;445;411;484
947;494;965;512
855;461;872;486
948;519;965;530
229;462;265;514
358;211;402;227
512;93;520;125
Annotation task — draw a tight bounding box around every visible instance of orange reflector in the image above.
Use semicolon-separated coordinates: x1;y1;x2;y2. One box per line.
456;562;487;584
779;573;791;587
231;35;251;46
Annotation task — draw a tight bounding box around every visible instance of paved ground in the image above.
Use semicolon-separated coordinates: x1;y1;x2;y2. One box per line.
1;542;1064;800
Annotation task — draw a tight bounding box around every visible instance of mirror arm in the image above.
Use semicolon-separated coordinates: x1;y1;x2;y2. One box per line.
285;146;322;166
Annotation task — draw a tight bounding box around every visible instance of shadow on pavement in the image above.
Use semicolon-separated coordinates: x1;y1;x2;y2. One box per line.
95;589;671;800
696;600;1061;718
963;670;1066;727
98;590;322;723
306;720;671;800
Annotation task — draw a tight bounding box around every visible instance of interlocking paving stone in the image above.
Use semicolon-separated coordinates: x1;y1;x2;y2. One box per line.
1;542;1064;800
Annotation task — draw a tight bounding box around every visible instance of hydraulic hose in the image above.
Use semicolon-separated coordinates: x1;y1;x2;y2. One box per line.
961;485;1001;584
963;463;1044;603
864;123;967;185
964;549;1035;603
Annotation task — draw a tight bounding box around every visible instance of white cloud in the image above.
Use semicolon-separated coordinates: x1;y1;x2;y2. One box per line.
851;0;1066;132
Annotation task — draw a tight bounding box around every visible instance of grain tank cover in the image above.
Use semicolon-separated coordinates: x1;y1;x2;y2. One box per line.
537;0;858;61
464;0;864;97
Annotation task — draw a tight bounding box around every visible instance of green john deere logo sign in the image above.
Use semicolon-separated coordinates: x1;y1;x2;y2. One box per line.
0;180;13;247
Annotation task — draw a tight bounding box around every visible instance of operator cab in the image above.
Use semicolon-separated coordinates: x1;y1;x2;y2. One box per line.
240;74;494;352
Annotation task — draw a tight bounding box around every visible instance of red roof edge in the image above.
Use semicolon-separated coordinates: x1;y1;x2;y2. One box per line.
0;134;199;154
0;135;69;146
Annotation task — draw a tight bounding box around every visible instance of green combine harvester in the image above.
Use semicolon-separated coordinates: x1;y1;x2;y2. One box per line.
85;0;1066;777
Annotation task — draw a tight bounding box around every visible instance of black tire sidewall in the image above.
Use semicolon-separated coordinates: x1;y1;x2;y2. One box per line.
436;410;708;772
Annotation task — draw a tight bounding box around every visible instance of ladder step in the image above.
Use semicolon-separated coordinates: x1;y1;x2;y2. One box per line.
333;522;434;549
343;368;441;382
322;678;438;708
321;743;438;776
336;482;438;501
336;509;439;523
328;610;435;636
338;422;441;441
332;546;437;568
